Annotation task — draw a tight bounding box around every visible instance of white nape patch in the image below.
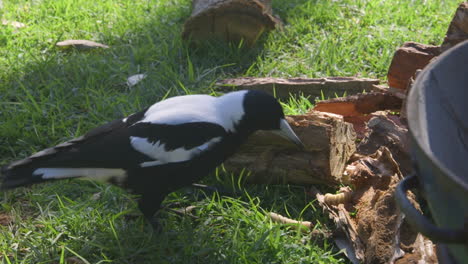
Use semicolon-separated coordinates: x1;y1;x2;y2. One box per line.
33;168;126;182
139;91;247;132
131;136;222;167
122;117;128;123
215;91;247;130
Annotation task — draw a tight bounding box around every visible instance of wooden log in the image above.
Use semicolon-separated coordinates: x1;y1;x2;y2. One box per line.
313;92;402;139
183;0;281;46
441;2;468;53
387;42;440;90
313;92;402;117
217;77;380;100
224;111;356;185
357;112;411;175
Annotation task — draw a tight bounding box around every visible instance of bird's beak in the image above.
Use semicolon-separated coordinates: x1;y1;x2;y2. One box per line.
274;119;305;150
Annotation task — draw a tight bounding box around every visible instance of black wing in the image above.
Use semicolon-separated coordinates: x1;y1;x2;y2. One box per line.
128;122;228;151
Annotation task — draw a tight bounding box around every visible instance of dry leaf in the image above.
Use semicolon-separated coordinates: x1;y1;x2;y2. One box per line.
2;19;26;29
126;74;147;87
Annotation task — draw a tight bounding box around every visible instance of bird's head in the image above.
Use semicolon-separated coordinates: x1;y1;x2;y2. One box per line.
219;90;305;149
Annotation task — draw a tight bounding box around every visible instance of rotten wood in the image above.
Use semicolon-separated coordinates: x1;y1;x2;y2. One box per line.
216;77;380;100
441;2;468;53
183;0;281;46
313;147;434;264
224;111;356;185
387;42;440;90
357;112;411;175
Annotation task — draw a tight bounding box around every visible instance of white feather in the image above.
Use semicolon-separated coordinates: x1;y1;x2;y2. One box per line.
33;168;126;182
140;91;247;132
130;136;222;167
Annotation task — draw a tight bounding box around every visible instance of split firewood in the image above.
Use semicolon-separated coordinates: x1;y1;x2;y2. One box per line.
217;77;379;99
268;212;312;231
183;0;282;46
441;2;468;53
224;111;356;185
313;92;402;139
313;92;402;117
387;42;440;90
371;85;406;100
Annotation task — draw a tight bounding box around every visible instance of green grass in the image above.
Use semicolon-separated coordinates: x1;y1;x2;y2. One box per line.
0;0;460;263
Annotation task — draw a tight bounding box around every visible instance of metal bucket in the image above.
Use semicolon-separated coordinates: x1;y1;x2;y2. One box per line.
395;40;468;263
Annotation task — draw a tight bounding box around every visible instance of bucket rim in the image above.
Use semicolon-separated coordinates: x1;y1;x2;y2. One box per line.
406;41;468;192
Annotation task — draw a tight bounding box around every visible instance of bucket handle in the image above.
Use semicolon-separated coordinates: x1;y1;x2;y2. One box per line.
395;173;468;244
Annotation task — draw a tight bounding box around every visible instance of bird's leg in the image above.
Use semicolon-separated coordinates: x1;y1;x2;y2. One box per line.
191;183;235;197
137;193;165;231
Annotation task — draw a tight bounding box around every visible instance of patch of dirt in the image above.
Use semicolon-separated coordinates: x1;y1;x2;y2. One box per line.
0;213;13;226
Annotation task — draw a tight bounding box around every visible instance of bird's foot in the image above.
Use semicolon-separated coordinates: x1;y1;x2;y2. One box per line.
148;217;162;233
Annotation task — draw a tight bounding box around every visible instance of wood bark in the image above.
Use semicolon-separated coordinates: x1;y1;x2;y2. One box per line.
441;2;468;52
387;42;440;90
183;0;281;46
217;77;380;100
224;111;356;185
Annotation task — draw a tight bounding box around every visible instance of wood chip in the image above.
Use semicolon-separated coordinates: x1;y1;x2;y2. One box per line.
268;212;312;230
56;40;109;50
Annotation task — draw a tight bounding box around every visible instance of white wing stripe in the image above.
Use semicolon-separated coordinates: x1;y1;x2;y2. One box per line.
130;136;222;167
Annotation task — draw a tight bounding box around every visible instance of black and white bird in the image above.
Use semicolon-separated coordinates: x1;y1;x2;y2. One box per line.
1;90;304;228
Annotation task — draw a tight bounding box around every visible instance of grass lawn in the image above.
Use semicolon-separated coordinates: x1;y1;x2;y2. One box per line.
0;0;460;263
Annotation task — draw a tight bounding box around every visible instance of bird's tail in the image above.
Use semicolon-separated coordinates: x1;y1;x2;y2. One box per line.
1;161;127;190
1;163;48;190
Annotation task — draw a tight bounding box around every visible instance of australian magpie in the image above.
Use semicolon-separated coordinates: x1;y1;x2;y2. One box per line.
1;90;304;228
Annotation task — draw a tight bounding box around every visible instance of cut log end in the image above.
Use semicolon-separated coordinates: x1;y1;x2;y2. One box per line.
224;111;356;185
183;0;281;46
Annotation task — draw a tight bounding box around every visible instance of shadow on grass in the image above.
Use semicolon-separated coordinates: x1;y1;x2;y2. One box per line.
0;1;348;263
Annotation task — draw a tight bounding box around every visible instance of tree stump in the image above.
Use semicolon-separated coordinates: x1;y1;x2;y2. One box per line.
183;0;282;46
224;111;357;185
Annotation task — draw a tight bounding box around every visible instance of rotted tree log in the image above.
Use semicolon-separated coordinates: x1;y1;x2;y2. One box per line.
224;111;357;185
183;0;282;46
